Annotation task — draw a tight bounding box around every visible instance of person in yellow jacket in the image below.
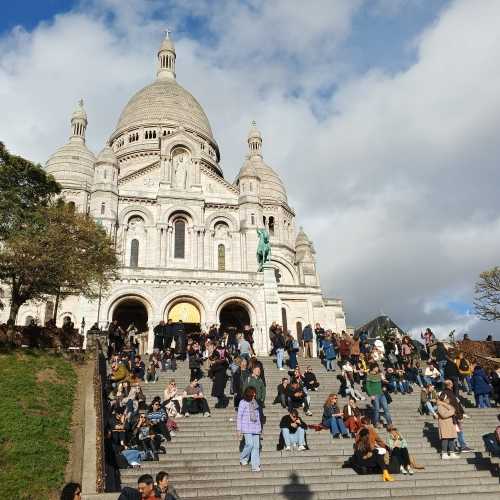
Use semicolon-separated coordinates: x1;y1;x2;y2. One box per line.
111;362;130;384
455;352;472;394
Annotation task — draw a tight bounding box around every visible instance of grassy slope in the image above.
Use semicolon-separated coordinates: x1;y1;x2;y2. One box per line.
0;350;76;498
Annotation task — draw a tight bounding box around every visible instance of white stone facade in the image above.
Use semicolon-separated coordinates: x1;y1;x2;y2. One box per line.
0;34;346;354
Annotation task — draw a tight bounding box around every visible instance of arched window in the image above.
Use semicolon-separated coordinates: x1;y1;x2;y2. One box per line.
269;216;275;236
101;202;105;215
251;214;255;225
104;168;107;179
174;220;185;259
130;239;139;267
218;244;225;271
263;216;266;227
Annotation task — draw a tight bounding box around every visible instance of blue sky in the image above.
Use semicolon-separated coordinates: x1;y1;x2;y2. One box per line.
1;0;499;339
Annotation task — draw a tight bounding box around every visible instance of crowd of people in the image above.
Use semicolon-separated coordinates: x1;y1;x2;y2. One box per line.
62;321;500;497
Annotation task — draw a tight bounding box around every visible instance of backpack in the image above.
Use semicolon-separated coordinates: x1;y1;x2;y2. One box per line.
292;340;299;351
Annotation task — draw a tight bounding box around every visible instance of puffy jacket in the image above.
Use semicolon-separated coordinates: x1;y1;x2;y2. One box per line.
302;325;313;341
471;368;492;395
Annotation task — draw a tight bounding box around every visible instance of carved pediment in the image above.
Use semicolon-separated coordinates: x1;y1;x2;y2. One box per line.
119;161;160;188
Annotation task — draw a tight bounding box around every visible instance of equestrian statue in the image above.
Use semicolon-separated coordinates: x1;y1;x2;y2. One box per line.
256;228;271;271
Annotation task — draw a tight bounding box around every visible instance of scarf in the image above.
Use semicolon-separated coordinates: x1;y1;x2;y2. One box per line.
249;399;258;423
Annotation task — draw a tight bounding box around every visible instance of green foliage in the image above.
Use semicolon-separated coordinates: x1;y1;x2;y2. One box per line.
0;202;119;321
0;142;60;241
0;350;76;498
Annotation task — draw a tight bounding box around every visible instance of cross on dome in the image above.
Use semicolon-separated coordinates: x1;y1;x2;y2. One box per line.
157;31;176;80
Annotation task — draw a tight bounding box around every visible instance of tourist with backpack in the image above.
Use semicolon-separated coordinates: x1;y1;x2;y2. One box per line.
471;364;493;408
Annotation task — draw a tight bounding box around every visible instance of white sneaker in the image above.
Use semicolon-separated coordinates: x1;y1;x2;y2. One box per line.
406;466;414;475
204;412;211;417
400;465;408;474
449;452;460;459
298;445;306;451
170;431;176;437
184;412;190;417
284;446;291;451
240;460;248;466
441;453;450;460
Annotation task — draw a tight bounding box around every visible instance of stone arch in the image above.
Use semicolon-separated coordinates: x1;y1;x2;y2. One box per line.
118;205;154;226
163;205;197;225
107;292;154;332
161;292;207;327
205;212;239;232
214;294;257;328
270;256;299;285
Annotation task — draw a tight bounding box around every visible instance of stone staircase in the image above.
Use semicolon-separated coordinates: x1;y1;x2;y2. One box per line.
100;357;500;499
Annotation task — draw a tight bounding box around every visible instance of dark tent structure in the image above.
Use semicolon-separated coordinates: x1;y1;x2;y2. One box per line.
354;315;405;339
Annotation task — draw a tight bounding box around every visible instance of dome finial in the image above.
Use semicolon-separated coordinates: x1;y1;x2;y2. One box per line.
70;99;88;143
248;121;262;158
157;30;176;80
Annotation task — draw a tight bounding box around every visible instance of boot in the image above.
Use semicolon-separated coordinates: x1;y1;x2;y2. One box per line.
382;469;395;482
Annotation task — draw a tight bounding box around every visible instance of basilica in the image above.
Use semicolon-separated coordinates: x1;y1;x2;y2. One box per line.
5;34;347;354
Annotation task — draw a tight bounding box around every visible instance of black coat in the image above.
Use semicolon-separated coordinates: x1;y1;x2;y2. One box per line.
209;359;228;397
444;360;460;379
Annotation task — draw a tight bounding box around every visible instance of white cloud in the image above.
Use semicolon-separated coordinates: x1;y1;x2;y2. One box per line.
0;0;499;339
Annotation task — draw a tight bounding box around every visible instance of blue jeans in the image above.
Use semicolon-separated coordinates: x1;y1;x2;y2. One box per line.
477;393;491;408
326;359;335;371
325;416;348;436
282;428;305;447
372;394;392;425
424;401;437;416
276;348;284;369
241;433;260;471
289;351;297;369
437;360;447;382
121;448;146;465
456;430;467;448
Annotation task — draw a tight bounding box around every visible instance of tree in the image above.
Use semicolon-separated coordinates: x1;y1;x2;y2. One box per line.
0;142;60;241
474;267;500;321
0;203;119;323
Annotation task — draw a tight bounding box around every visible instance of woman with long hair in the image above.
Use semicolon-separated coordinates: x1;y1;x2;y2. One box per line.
386;425;414;475
352;428;394;481
237;386;262;472
60;482;81;500
322;393;350;438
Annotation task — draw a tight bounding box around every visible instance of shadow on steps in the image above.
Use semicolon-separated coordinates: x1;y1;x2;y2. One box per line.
281;471;313;500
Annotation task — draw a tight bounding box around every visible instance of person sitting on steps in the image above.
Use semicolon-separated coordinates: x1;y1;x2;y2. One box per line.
181;379;211;418
322;393;350;438
351;428;394;481
279;408;308;451
303;365;320;391
287;379;312;416
273;377;290;409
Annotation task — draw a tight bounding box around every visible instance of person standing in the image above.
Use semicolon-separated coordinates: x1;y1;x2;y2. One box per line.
314;323;325;354
237;387;262;472
275;331;286;370
302;324;313;358
174;320;186;360
153;321;166;353
365;364;392;427
437;392;459;459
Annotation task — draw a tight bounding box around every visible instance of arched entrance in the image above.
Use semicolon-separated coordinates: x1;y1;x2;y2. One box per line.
113;298;148;332
167;301;201;334
219;302;251;333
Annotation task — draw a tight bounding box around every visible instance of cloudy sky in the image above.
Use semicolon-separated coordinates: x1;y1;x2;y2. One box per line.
1;0;499;339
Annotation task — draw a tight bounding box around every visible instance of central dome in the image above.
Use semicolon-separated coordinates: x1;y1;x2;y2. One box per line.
112;78;214;140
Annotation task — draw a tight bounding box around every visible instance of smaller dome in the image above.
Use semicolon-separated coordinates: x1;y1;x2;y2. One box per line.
96;145;117;165
255;162;287;203
72;99;87;121
45;142;95;190
238;158;260;179
295;227;310;247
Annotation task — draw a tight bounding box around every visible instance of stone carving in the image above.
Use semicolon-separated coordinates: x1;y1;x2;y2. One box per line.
173;150;188;189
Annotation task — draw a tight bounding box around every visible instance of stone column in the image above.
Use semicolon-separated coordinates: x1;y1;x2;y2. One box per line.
166;225;173;267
